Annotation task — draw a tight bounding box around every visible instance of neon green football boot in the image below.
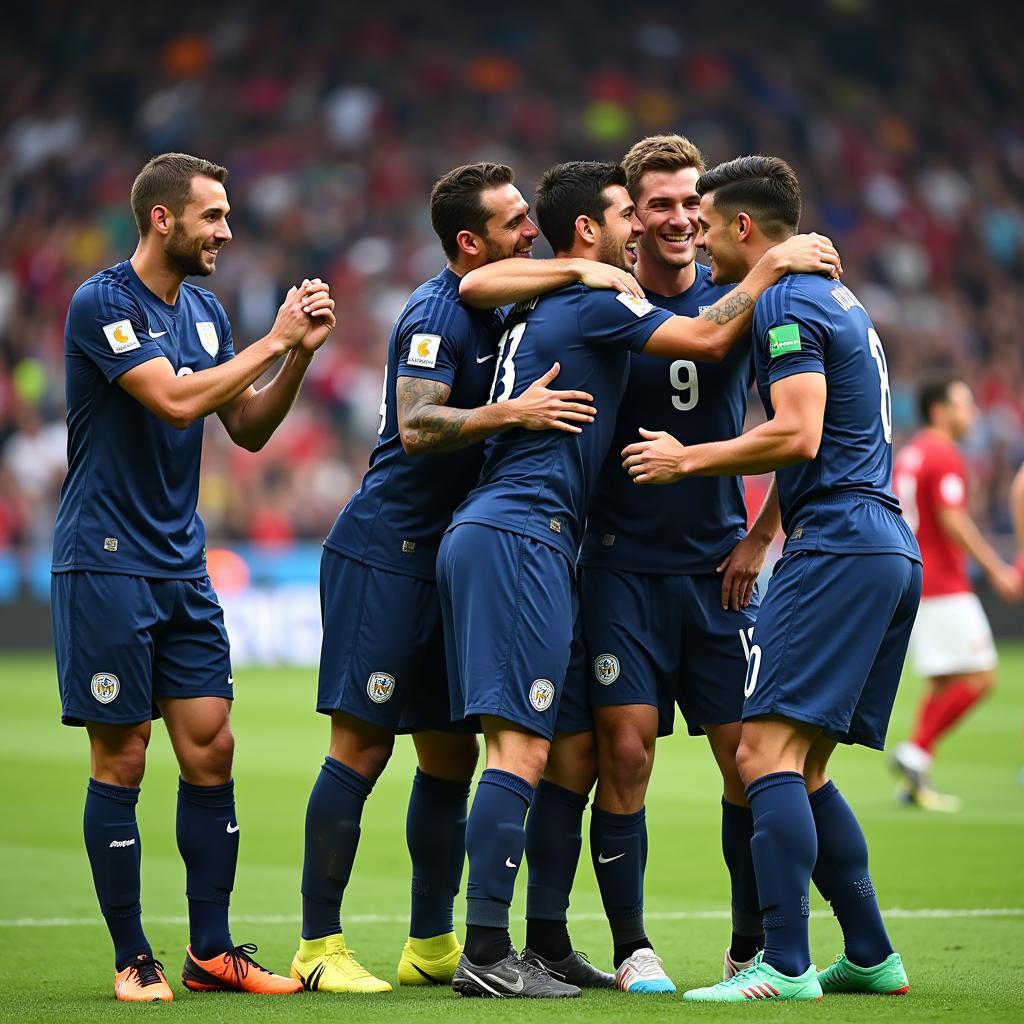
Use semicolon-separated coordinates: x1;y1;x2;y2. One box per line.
817;952;909;995
396;932;463;986
682;951;822;1002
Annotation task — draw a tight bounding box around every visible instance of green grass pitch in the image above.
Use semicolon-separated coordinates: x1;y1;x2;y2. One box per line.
2;648;1022;1022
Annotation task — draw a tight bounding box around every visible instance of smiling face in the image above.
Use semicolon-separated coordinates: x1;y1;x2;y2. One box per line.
164;175;232;277
696;191;747;285
633;166;701;272
478;183;539;263
592;184;643;272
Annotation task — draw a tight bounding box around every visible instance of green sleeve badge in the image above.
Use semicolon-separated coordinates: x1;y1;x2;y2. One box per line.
768;322;802;357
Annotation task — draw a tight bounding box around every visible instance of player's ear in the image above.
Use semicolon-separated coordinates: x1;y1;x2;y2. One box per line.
575;213;597;246
455;229;483;259
735;212;753;241
150;204;173;238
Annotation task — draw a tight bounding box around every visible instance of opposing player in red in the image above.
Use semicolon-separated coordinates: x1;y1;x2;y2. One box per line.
891;376;1022;810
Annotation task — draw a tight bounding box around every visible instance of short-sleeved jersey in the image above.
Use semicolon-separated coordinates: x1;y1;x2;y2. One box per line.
449;284;673;565
325;268;505;580
753;274;918;560
52;260;235;578
893;430;969;596
580;264;751;574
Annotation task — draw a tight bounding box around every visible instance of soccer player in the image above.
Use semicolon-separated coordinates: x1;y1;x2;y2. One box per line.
53;152;336;1001
623;155;921;1002
575;135;780;990
891;377;1022;809
291;163;600;994
443;160;838;998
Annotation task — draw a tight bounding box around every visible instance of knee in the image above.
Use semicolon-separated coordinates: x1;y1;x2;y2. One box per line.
735;736;761;789
972;671;996;697
187;723;235;782
91;733;148;788
446;736;480;781
419;735;479;782
333;735;394;782
600;729;654;790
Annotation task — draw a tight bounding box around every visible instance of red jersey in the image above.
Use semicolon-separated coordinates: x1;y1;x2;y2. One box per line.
893;430;969;596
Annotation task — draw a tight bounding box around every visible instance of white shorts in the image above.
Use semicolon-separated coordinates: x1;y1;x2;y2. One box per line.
909;592;997;677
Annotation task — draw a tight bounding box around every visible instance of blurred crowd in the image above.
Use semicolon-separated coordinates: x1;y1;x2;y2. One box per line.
1;0;1022;557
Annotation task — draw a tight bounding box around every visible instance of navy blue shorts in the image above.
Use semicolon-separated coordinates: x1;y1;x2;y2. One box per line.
317;549;473;734
437;524;590;740
742;551;922;749
52;571;233;727
581;567;758;737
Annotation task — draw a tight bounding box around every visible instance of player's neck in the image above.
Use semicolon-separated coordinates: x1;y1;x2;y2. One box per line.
924;424;956;444
635;254;697;298
130;244;186;305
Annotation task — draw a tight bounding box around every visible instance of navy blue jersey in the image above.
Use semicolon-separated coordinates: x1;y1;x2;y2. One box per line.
753;274;918;559
580;264;751;574
53;260;235;578
450;284;673;565
325;268;505;580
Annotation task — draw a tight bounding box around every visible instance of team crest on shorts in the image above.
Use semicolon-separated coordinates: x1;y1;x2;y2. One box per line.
90;672;120;704
594;653;620;685
529;679;555;712
367;671;396;704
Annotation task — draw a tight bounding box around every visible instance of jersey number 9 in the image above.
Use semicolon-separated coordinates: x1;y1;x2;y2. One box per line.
669;359;699;411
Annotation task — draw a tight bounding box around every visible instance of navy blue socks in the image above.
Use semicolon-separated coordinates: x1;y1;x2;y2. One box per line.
406;769;470;939
83;779;151;969
746;771;816;977
590;805;650;965
464;769;534;962
809;780;894;967
721;797;764;961
524;779;587;959
301;756;374;940
176;778;237;959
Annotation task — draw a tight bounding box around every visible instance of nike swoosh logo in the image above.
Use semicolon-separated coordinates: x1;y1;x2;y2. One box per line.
598;852;626;864
148;329;167;338
505;857;518;868
476;353;495;363
485;971;524;993
410;963;445;984
226;822;240;833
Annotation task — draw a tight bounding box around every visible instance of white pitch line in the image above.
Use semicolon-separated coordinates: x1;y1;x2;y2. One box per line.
2;908;1022;929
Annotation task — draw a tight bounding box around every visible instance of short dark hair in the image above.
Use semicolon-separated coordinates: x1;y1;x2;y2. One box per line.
695;155;801;238
130;153;228;237
534;161;626;254
429;162;516;261
917;373;962;425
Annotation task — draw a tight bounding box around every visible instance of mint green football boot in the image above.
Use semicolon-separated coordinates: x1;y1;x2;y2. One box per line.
682;951;822;1002
817;952;909;995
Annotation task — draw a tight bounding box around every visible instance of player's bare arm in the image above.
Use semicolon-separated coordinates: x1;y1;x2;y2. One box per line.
935;503;1023;603
1011;463;1024;570
217;279;337;451
118;280;323;433
641;233;840;362
459;257;645;309
623;371;826;483
397;362;596;454
717;478;781;610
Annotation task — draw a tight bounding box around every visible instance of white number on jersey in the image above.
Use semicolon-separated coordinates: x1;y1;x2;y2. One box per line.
377;363;388;436
489;321;528;404
867;328;892;444
670;359;700;411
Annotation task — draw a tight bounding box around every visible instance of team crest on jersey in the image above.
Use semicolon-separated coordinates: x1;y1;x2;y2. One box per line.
407;333;441;369
367;671;396;703
196;321;219;357
90;672;120;704
529;678;555;712
594;654;620;686
102;320;141;354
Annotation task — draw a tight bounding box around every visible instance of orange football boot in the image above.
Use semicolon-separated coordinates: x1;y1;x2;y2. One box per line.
114;954;174;1002
182;942;302;994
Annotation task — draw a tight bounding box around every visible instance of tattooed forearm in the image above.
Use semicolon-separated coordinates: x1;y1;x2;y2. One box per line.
396;376;479;453
702;291;753;326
